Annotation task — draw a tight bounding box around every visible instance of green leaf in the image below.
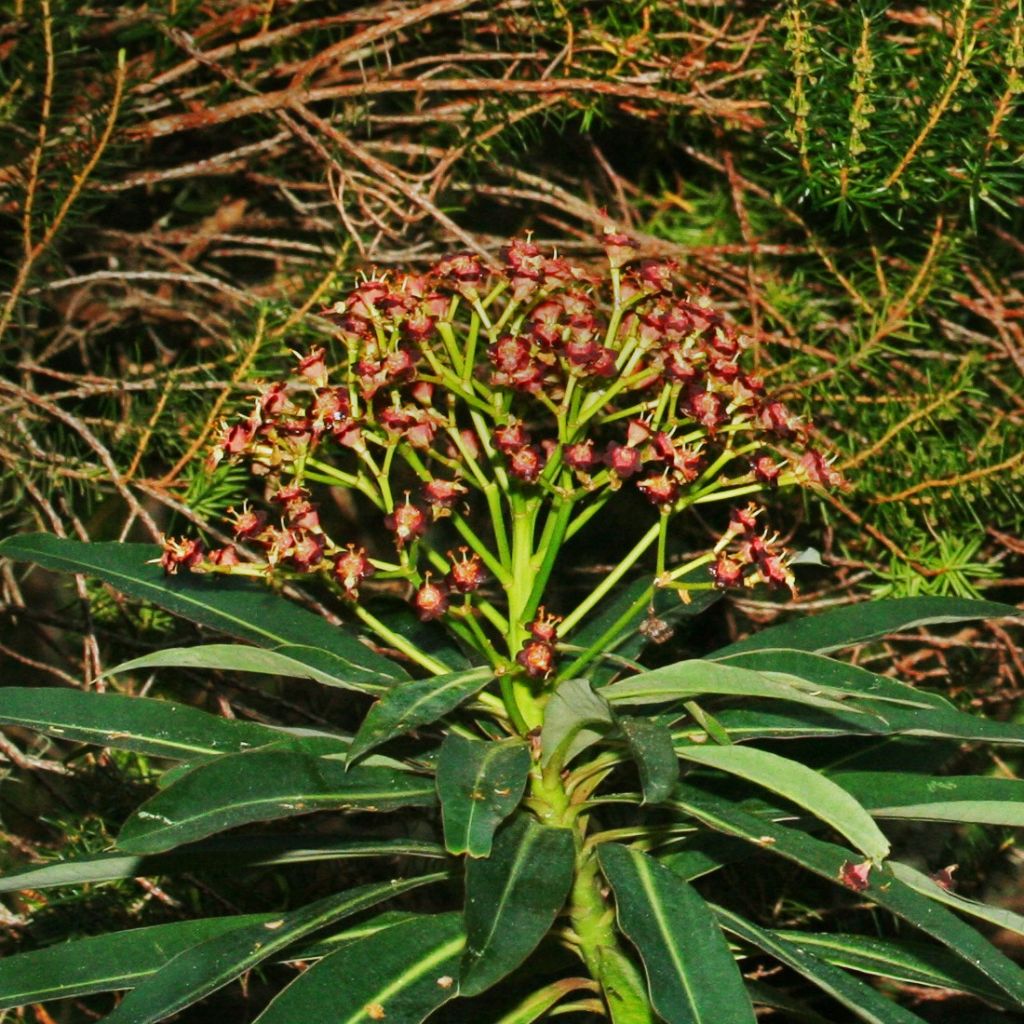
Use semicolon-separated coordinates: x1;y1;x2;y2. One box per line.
676;746;891;863
104;876;444;1024
0;916;272;1007
436;734;531;858
603;660;866;715
888;861;1024;939
597;844;756;1024
541;677;615;766
490;977;600;1024
715;596;1019;657
672;784;1024;1007
460;815;575;996
618;717;678;804
569;574;720;687
118;750;436;853
0;535;406;690
694;701;1024;745
254;912;465;1024
713;906;929;1024
715;649;945;709
657;834;755;882
0;688;281;760
831;771;1024;826
347;667;493;764
0;836;445;893
776;931;1013;1008
110;644;403;697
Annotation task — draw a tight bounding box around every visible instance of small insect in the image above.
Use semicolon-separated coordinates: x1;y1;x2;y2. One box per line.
639;614;674;645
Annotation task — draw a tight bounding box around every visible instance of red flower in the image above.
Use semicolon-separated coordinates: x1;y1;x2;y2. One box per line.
424;478;468;513
160;537;205;574
207;545;240;567
563;439;597;473
289;531;325;570
604;442;642;479
384;497;427;548
637;473;680;507
710;555;744;589
516;639;556;679
602;230;636;270
447;548;486;593
508;445;544;483
839;860;871;892
528;608;562;643
229;506;268;540
332;544;375;599
296;346;328;384
751;453;782;486
494;421;531;453
414;575;449;621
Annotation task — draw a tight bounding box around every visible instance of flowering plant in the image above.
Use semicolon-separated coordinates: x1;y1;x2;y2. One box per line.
1;235;1023;1023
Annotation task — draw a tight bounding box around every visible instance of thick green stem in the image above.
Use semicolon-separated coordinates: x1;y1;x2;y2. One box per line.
530;760;651;1022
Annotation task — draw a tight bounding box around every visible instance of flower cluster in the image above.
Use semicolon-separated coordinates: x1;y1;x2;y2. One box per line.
162;232;842;678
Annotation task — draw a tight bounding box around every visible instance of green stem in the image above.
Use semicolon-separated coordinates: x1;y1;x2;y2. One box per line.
558;520;661;636
351;603;449;675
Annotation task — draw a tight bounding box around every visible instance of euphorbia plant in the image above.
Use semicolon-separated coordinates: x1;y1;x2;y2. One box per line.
2;235;1024;1023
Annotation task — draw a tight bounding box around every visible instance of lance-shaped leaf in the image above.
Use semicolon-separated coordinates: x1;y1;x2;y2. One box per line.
775;931;1013;1008
436;734;530;858
618;717;678;804
597;844;756;1024
831;771;1024;826
888;861;1024;939
0;915;272;1008
603;661;865;715
118;750;436;854
0;836;444;894
672;784;1024;1007
676;746;891;863
687;701;1024;745
712;905;929;1024
254;912;465;1024
715;596;1019;657
541;677;615;766
0;534;406;690
104;875;445;1024
715;649;945;709
110;644;404;697
347;666;493;764
460;815;575;996
657;834;755;883
488;977;600;1024
0;688;281;760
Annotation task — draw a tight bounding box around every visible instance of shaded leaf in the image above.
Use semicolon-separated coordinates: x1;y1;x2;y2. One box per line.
688;702;1024;745
436;734;530;858
776;931;1013;1008
831;772;1024;826
713;905;928;1024
348;667;493;764
490;977;599;1024
540;677;614;767
715;597;1019;657
0;688;281;760
104;876;444;1024
598;844;755;1024
618;717;678;804
888;861;1024;939
460;815;575;996
0;535;405;690
254;912;464;1024
603;661;865;715
0;836;444;893
676;746;890;863
672;784;1024;1007
111;644;402;697
715;650;944;709
118;750;436;854
0;916;272;1008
